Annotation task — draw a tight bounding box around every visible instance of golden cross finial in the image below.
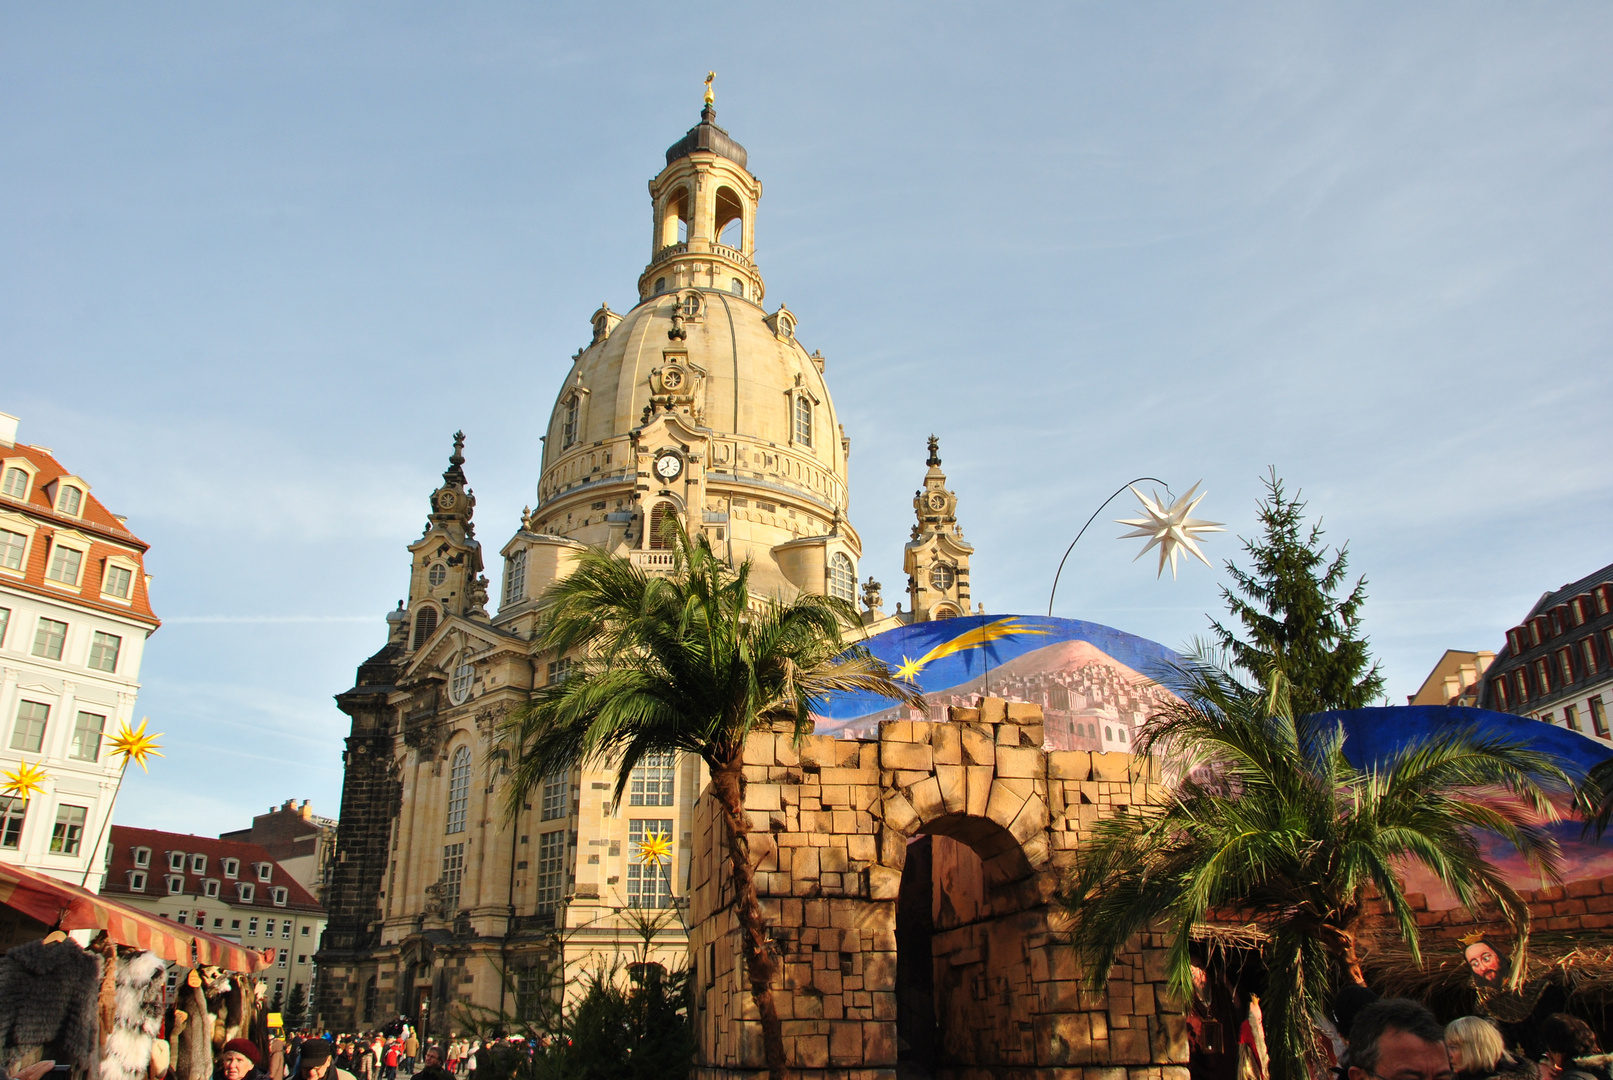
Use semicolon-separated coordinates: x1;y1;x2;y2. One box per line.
704;71;716;107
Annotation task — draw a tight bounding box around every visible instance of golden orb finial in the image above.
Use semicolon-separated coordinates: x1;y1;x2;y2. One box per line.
704;71;716;107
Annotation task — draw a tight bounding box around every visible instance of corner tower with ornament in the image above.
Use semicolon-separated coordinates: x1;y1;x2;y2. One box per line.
904;436;974;621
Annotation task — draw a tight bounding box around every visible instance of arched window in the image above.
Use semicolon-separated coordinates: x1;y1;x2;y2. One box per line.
714;186;744;249
933;606;958;620
654;277;667;295
58;485;83;516
661;187;690;247
648;502;676;549
562;396;580;448
505;549;527;605
827;553;855;603
794;395;813;447
412;605;438;650
1;468;28;499
445;746;471;834
730;278;744;298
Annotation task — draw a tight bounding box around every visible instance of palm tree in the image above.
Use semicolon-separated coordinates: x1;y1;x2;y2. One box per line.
1061;657;1568;1080
500;527;922;1080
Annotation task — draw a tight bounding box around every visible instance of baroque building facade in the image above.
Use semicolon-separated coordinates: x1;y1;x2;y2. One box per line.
316;103;976;1033
0;411;160;888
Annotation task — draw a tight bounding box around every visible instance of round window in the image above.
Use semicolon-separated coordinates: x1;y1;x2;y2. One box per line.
929;563;955;592
449;658;474;705
428;563;447;587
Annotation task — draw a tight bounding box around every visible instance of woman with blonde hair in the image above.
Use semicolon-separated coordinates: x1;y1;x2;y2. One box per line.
1446;1016;1535;1080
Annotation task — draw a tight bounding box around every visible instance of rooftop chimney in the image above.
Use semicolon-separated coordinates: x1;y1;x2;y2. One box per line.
0;413;17;448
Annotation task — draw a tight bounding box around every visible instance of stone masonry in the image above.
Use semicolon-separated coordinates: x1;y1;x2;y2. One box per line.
688;697;1191;1080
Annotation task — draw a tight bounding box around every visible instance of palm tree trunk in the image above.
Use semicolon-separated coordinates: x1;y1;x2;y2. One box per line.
1318;924;1368;988
709;757;785;1080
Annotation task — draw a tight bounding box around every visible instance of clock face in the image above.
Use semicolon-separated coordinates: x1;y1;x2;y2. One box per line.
654;452;683;481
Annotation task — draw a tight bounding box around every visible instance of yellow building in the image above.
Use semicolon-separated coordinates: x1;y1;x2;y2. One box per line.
316;98;971;1034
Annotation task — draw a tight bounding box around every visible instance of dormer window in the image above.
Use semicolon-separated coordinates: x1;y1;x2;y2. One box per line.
102;563;133;600
57;485;82;516
203;879;220;899
0;528;26;572
256;862;273;883
563;396;580;448
168;851;186;872
272;887;288;906
1;467;29;500
237;883;255;903
45;542;84;586
166;875;184;895
504;549;526;605
794;396;812;447
190;853;207;874
133;846;150;868
128;870;147;891
222;857;239;878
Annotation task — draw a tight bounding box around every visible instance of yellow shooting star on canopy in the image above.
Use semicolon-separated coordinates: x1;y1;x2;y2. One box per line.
892;617;1049;683
107;717;164;771
2;760;50;802
634;831;673;866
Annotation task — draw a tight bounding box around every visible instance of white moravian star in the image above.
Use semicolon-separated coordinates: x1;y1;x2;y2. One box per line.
1115;482;1224;579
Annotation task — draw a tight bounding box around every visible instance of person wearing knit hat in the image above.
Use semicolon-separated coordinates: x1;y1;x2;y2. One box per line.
217;1040;267;1080
294;1040;357;1080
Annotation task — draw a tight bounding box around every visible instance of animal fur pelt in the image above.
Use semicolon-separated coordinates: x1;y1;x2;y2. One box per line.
101;952;166;1080
0;938;102;1070
170;973;212;1080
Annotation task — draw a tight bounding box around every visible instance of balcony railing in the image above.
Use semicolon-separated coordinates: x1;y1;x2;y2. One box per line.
630;550;676;574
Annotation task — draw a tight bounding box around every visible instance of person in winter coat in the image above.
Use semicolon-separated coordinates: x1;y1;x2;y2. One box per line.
403;1034;419;1074
1539;1016;1611;1080
217;1039;270;1080
1446;1017;1536;1080
294;1041;357;1080
411;1046;452;1080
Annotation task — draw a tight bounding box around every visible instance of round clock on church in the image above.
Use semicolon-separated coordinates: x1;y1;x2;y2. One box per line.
654;450;684;481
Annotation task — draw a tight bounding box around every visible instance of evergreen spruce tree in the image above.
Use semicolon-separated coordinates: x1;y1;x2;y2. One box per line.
285;983;308;1032
1211;469;1384;716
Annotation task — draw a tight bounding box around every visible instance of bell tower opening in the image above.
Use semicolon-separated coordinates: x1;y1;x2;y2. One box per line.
715;185;744;250
661;187;690;248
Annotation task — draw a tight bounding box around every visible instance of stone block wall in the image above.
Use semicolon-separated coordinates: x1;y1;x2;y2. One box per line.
689;698;1189;1080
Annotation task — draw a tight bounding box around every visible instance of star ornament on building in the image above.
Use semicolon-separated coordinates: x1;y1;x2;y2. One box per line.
108;717;164;772
634;831;674;866
2;760;50;801
1116;482;1224;579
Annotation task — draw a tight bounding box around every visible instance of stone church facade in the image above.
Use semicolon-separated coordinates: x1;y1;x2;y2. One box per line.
315;101;977;1033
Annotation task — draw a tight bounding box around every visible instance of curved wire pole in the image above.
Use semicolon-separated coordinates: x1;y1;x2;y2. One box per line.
1047;477;1171;617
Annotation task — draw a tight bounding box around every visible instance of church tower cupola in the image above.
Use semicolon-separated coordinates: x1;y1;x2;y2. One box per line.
904;436;974;621
404;431;488;650
640;75;765;305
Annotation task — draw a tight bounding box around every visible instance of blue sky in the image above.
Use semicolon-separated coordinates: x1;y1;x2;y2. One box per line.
3;4;1609;833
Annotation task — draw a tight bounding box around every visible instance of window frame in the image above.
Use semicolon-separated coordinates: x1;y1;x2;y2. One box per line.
628;752;676;808
541;769;568;821
128;870;146;891
626;818;674;909
44;539;87;588
535;829;566;915
203;878;221;899
0;796;27;850
222;857;239;878
167;875;184;895
49;803;87;855
132;846;150;868
445;746;472;834
827;552;856;603
31;617;69;661
69;711;106;762
11;699;50;753
0;525;30;575
191;853;207;875
256;862;273;882
0;464;34;502
54;483;84;517
504;548;527;605
238;883;256;903
100;557;139;602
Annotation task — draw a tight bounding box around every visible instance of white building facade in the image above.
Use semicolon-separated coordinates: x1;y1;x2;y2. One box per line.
0;412;160;888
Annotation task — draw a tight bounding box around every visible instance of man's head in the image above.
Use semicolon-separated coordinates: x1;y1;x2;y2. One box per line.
1462;939;1506;988
1347;999;1452;1080
298;1040;335;1080
1539;1014;1600;1067
424;1048;443;1068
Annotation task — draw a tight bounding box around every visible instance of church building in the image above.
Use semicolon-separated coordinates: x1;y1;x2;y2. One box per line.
316;96;975;1032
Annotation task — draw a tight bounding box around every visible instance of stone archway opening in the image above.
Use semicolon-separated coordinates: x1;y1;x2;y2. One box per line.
896;813;1041;1080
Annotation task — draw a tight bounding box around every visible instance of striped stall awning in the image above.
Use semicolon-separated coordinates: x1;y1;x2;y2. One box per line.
0;860;268;972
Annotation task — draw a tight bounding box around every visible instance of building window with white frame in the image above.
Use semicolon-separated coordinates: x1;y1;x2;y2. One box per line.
132;846;150;868
562;396;579;449
50;804;87;855
166;876;183;894
11;700;49;753
191;853;206;874
0;798;26;850
69;712;105;761
440;843;465;910
0;607;9;648
128;870;146;891
1;467;28;500
505;549;526;605
445;746;471;834
0;529;25;571
248;917;258;935
626;819;673;908
238;883;255;903
45;544;83;586
827;553;856;603
57;485;83;516
535;830;566;915
541;770;568;821
222;857;238;878
794;395;812;447
547;657;571;685
102;564;133;599
204;879;220;898
1566;703;1583;732
1592;696;1609;738
629;753;675;807
87;632;121;673
273;887;288;907
32;619;67;661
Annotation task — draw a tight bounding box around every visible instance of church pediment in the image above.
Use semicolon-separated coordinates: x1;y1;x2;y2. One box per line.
403;615;522;681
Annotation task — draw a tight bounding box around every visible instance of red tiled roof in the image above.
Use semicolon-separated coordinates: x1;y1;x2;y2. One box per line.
103;825;323;913
0;443;159;627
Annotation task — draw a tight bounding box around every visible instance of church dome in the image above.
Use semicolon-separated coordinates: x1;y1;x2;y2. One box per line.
512;105;861;603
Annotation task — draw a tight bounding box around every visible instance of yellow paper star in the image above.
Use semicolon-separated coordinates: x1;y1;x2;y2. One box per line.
107;717;165;772
2;760;50;801
634;831;673;866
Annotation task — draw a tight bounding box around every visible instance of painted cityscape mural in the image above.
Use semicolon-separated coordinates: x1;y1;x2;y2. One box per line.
815;615;1613;902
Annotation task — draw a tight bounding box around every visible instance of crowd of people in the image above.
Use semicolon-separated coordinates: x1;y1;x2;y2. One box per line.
1328;999;1612;1080
211;1028;500;1080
